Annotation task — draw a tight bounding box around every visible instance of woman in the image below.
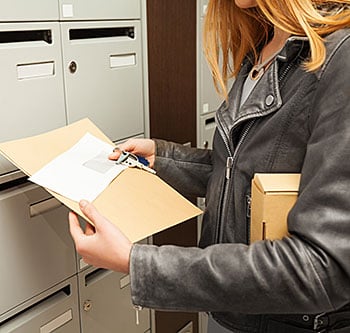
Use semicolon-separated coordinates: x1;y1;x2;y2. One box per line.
69;0;350;332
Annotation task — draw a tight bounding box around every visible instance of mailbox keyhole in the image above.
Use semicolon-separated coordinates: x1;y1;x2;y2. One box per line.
69;61;77;74
83;300;92;312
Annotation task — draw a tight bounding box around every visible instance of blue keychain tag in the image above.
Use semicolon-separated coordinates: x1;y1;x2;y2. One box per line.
137;155;150;166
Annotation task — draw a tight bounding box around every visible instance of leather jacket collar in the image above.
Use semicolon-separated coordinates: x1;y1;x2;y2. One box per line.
215;36;307;153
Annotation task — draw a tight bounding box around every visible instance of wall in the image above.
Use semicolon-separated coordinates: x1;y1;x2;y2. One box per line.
0;1;151;332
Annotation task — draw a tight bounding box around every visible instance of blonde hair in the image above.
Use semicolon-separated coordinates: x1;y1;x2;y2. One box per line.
204;0;350;97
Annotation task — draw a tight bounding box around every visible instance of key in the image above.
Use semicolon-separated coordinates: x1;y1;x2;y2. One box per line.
116;151;156;174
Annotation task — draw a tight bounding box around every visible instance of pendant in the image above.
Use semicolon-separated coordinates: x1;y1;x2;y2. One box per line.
249;65;264;81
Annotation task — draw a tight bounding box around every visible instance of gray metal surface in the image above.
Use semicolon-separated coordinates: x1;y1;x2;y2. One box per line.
0;22;66;176
58;0;140;21
0;277;80;333
78;267;150;333
0;0;59;22
0;183;77;318
199;112;216;149
61;20;145;142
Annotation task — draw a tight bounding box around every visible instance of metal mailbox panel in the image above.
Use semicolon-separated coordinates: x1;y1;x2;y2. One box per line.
0;22;66;176
199;112;216;150
0;183;77;317
198;34;223;116
200;0;209;18
0;1;59;22
0;277;80;333
61;20;145;142
78;267;150;333
198;10;227;116
59;0;141;21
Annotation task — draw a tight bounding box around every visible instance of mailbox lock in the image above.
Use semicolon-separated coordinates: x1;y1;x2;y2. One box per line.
83;300;92;312
69;61;77;74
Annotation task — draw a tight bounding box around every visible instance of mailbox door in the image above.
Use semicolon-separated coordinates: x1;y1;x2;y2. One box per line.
0;182;77;318
0;277;80;333
61;20;145;142
0;22;66;175
78;267;150;333
0;1;59;22
59;0;140;21
199;112;216;150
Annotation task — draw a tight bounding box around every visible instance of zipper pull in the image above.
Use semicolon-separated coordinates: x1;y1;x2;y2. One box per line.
246;195;251;218
134;305;142;325
226;157;234;179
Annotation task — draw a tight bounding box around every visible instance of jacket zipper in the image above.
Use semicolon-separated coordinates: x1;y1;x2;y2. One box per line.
133;305;143;325
279;61;294;83
246;194;252;244
215;119;255;242
214;56;297;244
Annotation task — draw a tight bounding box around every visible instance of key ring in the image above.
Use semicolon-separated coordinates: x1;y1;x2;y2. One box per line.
115;151;139;165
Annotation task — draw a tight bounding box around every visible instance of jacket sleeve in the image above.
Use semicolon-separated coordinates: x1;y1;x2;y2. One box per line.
129;35;350;314
153;139;213;198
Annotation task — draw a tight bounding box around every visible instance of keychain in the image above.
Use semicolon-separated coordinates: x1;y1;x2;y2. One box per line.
115;150;156;174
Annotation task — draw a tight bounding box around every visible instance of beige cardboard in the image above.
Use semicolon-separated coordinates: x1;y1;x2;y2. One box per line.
250;173;300;243
0;118;202;243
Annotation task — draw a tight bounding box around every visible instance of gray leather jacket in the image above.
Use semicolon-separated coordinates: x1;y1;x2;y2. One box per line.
130;28;350;332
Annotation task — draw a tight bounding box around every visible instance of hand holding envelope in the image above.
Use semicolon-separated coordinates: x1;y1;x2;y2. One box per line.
69;137;157;274
69;200;132;274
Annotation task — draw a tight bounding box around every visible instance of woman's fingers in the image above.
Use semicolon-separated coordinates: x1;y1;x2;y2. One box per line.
68;211;84;243
79;200;105;230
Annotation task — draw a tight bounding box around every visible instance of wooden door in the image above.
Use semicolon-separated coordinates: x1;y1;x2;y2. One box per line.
147;0;198;332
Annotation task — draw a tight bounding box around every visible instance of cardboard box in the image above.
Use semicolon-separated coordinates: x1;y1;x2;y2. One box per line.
250;173;300;243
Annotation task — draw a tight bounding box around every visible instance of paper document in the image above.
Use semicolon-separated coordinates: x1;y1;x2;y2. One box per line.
29;133;126;202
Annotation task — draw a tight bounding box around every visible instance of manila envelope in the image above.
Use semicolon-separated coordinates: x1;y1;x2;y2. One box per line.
0;118;202;243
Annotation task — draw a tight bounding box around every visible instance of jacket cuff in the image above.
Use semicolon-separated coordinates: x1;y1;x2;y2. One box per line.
153;139;171;172
153;138;169;158
129;243;154;308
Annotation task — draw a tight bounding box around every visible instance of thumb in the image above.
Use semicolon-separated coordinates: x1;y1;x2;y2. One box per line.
79;200;105;229
69;211;84;243
109;147;122;161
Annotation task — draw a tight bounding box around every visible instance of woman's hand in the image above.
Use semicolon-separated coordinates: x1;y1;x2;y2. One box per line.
109;138;156;168
69;200;132;274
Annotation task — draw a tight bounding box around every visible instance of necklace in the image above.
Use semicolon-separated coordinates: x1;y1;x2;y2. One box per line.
249;47;283;81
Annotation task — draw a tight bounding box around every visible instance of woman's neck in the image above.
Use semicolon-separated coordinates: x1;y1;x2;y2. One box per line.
249;27;291;81
260;28;291;64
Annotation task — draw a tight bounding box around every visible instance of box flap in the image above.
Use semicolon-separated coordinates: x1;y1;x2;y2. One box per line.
254;173;300;193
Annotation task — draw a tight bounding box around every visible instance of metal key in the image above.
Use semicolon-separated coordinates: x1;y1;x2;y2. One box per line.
116;151;156;174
